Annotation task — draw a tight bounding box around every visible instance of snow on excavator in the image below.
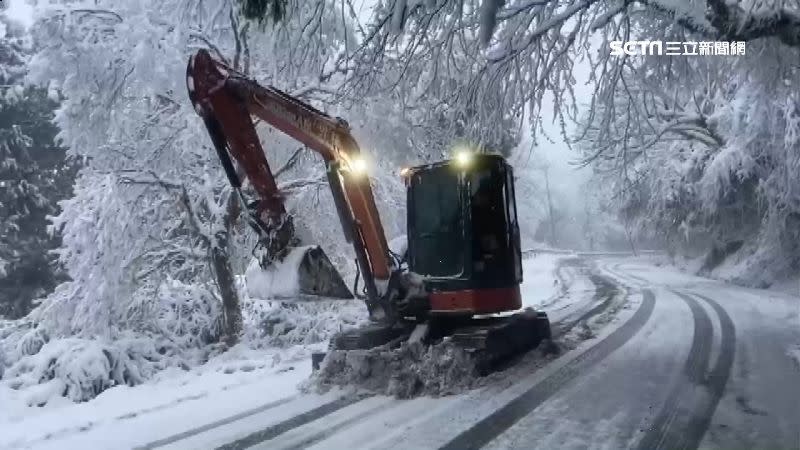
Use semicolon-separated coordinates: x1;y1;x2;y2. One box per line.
186;49;551;375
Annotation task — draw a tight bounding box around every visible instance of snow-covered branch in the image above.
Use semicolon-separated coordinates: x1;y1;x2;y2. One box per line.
705;0;800;46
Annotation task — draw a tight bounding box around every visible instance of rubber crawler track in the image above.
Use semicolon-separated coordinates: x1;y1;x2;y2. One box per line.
439;289;656;450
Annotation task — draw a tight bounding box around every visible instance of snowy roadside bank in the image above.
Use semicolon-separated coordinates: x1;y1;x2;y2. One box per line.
0;344;319;449
0;254;570;449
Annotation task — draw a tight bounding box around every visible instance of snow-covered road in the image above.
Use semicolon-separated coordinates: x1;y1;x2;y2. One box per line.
597;258;800;450
3;255;798;450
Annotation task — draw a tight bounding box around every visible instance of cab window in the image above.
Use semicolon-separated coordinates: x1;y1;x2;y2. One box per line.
408;167;464;277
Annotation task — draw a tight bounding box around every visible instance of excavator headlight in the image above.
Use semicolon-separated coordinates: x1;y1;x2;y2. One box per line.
350;157;368;175
399;167;410;177
455;150;473;168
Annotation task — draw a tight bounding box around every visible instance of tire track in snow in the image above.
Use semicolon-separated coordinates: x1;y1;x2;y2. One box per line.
138;395;298;449
612;262;649;285
215;394;371;450
264;398;401;450
24;391;213;448
439;288;656;450
601;262;645;288
678;292;736;450
553;273;618;337
636;291;736;450
635;291;713;450
542;258;615;330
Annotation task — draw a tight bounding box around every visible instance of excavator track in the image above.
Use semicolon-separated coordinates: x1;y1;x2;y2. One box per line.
445;310;552;375
312;310;551;377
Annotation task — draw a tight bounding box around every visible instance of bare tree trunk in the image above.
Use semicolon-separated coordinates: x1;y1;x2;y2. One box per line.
624;219;638;257
208;13;258;346
213;194;243;346
120;176;244;345
543;166;557;247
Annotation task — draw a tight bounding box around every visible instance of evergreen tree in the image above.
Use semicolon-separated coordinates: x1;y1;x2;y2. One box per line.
0;14;76;319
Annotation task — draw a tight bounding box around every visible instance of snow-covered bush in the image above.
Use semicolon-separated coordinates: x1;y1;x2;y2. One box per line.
241;299;366;348
0;0;418;405
2;335;192;404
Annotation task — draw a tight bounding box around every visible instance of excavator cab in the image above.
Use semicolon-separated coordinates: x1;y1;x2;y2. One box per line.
404;153;524;315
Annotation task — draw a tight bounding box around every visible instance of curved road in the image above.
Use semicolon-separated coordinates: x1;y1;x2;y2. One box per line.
600;259;800;450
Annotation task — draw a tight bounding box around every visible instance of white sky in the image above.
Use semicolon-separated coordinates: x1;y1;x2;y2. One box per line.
3;0;34;28
514;64;594;208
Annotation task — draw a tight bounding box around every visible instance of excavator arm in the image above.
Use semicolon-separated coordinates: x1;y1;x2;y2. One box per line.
186;49;395;315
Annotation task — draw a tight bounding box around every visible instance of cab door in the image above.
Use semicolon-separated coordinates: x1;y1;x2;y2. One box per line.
505;165;523;283
467;160;519;287
406;166;466;278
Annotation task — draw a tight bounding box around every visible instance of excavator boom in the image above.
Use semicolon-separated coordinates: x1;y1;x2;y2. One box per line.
187;49;394;312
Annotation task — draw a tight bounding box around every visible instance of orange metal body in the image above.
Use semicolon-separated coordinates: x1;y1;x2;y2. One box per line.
428;286;522;315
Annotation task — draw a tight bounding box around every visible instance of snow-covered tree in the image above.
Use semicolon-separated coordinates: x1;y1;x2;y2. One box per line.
0;12;76;319
19;0;365;338
348;0;800;141
344;0;800;284
0;0;414;402
579;26;800;284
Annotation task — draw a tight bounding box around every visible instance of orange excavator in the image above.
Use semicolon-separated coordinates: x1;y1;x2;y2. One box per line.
187;49;550;374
